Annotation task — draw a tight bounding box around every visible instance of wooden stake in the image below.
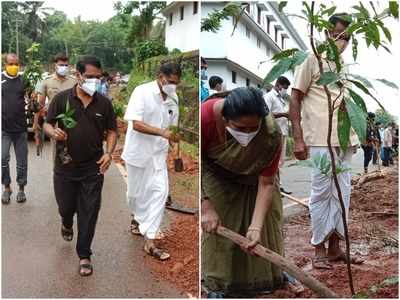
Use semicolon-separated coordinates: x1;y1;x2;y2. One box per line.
216;226;339;298
281;192;309;208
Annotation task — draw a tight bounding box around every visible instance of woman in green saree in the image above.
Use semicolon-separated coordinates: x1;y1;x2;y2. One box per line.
201;87;284;297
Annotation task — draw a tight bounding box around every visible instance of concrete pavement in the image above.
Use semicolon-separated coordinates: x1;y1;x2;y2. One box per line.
2;141;182;298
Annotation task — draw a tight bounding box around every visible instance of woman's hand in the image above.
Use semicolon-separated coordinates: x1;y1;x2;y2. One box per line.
201;199;220;233
241;227;261;255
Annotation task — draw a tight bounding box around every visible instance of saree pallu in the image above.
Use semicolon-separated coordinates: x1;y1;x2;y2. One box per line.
202;115;284;295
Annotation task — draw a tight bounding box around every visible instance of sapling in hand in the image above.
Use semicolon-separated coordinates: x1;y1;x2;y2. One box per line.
55;99;77;165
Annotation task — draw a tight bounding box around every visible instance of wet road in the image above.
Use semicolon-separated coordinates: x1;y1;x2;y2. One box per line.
2;141;182;298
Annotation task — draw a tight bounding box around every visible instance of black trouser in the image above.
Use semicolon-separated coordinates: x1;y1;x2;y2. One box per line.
54;170;104;259
2;131;28;186
372;146;378;164
361;144;374;169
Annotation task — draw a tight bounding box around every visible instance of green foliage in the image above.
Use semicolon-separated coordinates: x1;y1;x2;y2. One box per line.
201;2;242;32
297;152;351;176
348;88;367;114
56;99;77;129
316;71;341;86
326;38;341;73
264;51;308;84
278;2;288;12
375;78;399;89
375;108;396;126
351;36;358;61
345;96;367;144
112;101;126;119
338;103;351;152
389;1;399;19
134;40;168;64
22;43;43;95
271;48;299;61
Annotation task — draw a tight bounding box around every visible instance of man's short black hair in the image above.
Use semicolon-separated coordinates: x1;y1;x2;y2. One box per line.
76;55;102;74
329;13;352;28
209;75;223;89
276;76;290;86
222;87;269;121
54;53;69;63
201;57;207;65
159;62;182;78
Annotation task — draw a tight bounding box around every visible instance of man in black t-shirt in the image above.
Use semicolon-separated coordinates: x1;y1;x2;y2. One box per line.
44;55;117;277
1;53;28;204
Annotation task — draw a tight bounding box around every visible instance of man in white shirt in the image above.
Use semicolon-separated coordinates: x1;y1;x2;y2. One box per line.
382;123;394;166
208;75;224;96
264;76;291;194
122;62;181;261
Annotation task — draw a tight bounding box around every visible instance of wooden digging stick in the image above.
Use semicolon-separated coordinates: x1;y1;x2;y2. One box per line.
216;226;339;298
281;192;309;208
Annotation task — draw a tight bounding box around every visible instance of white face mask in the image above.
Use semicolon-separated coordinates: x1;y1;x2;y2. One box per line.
162;84;177;96
279;88;288;97
226;126;260;147
56;65;69;77
81;78;101;96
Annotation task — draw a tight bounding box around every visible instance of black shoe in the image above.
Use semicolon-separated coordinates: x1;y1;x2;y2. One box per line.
61;225;73;241
280;187;292;194
16;190;26;203
2;190;12;204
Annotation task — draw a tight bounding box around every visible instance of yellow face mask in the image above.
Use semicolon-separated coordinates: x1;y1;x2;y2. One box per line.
5;65;19;77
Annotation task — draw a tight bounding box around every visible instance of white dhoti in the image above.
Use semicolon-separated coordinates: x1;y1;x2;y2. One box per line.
309;146;353;246
126;156;169;239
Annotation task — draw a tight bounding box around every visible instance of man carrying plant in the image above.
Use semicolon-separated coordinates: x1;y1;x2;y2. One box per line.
2;53;28;204
122;62;180;261
289;13;363;269
44;55;117;276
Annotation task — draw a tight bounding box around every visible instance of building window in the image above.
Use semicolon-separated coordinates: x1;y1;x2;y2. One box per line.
266;17;271;34
193;2;198;14
275;27;278;42
257;84;261;88
232;71;237;83
257;6;261;24
169;13;173;26
246;26;250;38
180;6;184;20
281;36;285;49
246;78;250;87
257;36;261;48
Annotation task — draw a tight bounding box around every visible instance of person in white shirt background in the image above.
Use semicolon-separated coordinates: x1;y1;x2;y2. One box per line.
208;75;224;96
122;62;181;261
264;76;291;194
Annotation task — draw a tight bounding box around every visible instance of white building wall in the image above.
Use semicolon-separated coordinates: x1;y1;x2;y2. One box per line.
164;2;199;52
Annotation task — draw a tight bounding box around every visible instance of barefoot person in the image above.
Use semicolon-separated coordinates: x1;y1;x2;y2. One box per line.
122;62;180;261
44;55;117;276
2;53;28;204
289;13;363;269
201;87;284;297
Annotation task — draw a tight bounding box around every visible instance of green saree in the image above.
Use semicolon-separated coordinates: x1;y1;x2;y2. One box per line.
202;115;284;296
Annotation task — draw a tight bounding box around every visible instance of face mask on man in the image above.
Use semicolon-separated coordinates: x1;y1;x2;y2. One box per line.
226;125;260;147
56;65;69;77
162;83;177;96
80;78;101;96
279;88;288;97
5;65;19;77
201;69;208;81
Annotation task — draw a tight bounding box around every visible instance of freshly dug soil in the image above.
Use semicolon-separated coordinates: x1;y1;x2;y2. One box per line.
266;165;398;298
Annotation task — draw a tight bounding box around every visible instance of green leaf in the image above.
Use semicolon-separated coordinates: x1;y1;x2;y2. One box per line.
316;42;327;54
377;22;392;42
64;118;77;129
346;23;363;35
65;108;75;117
56;113;66;119
290;50;308;68
272;48;299;61
389;1;399;19
327;38;341;73
316;71;341;86
352;36;358;61
264;58;292;84
345;96;367;144
66;99;70;112
348;74;374;90
278;1;287;12
348;88;367;114
366;22;380;49
348;79;385;110
375;78;399;89
321;6;336;16
338;104;351;152
381;276;399;286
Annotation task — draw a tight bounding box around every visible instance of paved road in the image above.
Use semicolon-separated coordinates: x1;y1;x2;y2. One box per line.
2;141;182;298
281;147;377;217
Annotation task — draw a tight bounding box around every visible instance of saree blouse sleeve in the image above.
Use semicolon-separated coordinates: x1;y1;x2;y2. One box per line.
260;143;282;177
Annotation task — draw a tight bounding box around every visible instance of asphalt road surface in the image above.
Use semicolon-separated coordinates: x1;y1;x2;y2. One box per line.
2;141;182;298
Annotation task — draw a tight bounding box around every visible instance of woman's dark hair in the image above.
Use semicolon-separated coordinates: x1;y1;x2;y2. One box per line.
76;55;102;74
222;87;269;121
158;62;182;77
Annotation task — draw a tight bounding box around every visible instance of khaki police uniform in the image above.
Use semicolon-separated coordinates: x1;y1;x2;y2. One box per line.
38;73;77;103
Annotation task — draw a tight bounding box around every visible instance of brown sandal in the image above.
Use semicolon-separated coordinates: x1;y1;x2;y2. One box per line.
312;256;333;269
144;243;170;261
130;219;141;235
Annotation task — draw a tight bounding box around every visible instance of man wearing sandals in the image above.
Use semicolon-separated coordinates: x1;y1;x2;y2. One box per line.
44;55;117;276
289;13;363;269
122;62;181;261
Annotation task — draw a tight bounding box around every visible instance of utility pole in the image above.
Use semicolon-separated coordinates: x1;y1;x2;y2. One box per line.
15;19;19;59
